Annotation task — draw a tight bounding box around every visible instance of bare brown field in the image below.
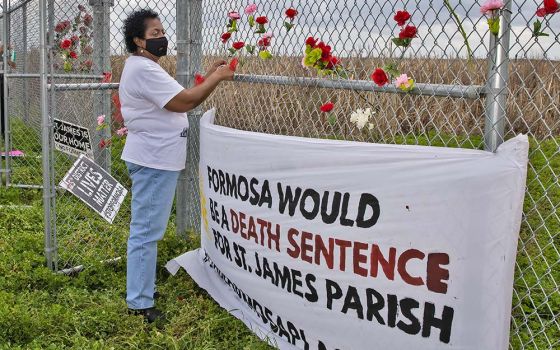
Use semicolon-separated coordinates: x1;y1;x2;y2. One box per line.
110;55;559;141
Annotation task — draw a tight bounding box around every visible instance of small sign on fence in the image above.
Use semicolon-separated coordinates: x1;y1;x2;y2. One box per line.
53;119;93;157
59;154;127;223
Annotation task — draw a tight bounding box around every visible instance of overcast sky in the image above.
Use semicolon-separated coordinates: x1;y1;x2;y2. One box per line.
6;0;560;60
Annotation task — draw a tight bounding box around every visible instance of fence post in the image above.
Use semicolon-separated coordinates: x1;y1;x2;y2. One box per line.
39;0;55;271
22;2;28;123
89;0;112;171
484;0;512;152
176;0;202;236
2;0;10;186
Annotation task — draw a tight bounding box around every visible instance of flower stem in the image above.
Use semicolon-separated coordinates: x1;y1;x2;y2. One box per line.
443;0;473;62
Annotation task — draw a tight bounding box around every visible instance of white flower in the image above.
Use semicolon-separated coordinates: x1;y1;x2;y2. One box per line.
350;108;375;130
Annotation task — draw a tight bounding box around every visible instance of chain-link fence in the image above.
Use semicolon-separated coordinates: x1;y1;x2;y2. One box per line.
0;0;558;348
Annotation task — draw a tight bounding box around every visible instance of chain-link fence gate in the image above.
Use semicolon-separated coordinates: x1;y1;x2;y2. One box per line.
0;0;558;348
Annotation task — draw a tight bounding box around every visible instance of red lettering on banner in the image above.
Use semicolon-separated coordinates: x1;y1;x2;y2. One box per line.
286;228;450;294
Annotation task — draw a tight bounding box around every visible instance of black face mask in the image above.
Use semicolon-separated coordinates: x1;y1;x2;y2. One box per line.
144;37;168;57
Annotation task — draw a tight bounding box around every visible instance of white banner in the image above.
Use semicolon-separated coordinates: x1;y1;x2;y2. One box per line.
167;108;529;350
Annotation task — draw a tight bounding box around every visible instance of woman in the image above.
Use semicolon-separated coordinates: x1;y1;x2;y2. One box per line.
120;9;233;323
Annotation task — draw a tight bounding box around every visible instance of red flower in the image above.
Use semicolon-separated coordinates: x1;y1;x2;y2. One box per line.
194;73;205;86
83;45;93;54
305;36;317;46
320;102;334;113
99;139;111;149
325;56;340;69
394;10;411;26
112;93;123;124
285;8;298;19
71;35;80;43
257;37;271;48
83;59;93;68
371;68;389;87
83;13;93;27
255;16;268;25
69;51;78;59
102;72;112;83
221;32;231;43
60;39;72;49
232;41;245;50
229;57;238;71
78;4;86;12
536;0;559;16
399;25;418;39
316;42;332;59
55;22;67;33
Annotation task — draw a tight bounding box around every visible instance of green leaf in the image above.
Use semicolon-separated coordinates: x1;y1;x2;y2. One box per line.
382;63;400;79
532;20;549;38
259;50;272;60
305;45;312;55
228;48;237;55
245;45;255;54
284;22;294;31
488;17;500;36
63;61;72;72
255;26;265;34
248;15;255;27
391;37;412;48
533;20;542;33
327;115;337;126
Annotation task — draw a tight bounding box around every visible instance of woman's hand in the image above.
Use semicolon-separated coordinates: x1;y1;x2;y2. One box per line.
205;60;227;77
213;65;234;81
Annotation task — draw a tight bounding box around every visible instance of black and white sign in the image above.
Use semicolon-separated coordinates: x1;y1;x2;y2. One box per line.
53;119;93;157
59;154;127;223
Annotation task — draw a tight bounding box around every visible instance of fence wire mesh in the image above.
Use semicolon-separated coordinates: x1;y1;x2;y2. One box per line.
1;0;558;348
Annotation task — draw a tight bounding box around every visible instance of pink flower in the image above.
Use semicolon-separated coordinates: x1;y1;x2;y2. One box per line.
262;32;273;39
244;4;257;15
116;127;128;136
97;115;105;126
394;74;411;88
480;0;504;14
228;11;241;20
301;56;308;69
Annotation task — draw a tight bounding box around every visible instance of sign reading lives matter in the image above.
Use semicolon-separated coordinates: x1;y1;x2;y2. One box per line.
59;154;127;224
166;109;529;350
53;119;93;157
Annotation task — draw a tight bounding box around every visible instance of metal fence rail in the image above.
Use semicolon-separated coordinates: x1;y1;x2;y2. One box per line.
0;0;558;349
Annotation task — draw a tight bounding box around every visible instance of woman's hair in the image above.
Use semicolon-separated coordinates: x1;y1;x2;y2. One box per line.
123;9;160;53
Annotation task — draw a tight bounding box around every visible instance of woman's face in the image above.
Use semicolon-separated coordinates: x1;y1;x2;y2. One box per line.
144;18;165;40
134;17;166;51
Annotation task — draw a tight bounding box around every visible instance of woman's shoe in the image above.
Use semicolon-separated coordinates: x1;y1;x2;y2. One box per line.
128;307;166;324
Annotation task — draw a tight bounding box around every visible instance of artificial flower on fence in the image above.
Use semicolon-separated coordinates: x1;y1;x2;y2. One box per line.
533;0;559;37
319;101;336;125
368;9;416;90
96;113;127;150
480;0;505;35
302;36;344;76
218;4;280;73
350;108;375;131
284;8;298;31
53;4;94;73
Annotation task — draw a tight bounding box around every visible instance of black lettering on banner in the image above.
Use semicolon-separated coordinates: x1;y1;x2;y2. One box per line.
202;251;312;348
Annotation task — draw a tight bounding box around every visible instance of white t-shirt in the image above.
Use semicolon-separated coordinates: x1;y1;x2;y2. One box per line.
119;55;189;171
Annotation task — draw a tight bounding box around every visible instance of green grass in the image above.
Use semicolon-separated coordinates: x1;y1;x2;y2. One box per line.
0;186;274;349
0;119;558;349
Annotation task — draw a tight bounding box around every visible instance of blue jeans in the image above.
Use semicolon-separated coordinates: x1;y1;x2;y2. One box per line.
126;161;180;309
